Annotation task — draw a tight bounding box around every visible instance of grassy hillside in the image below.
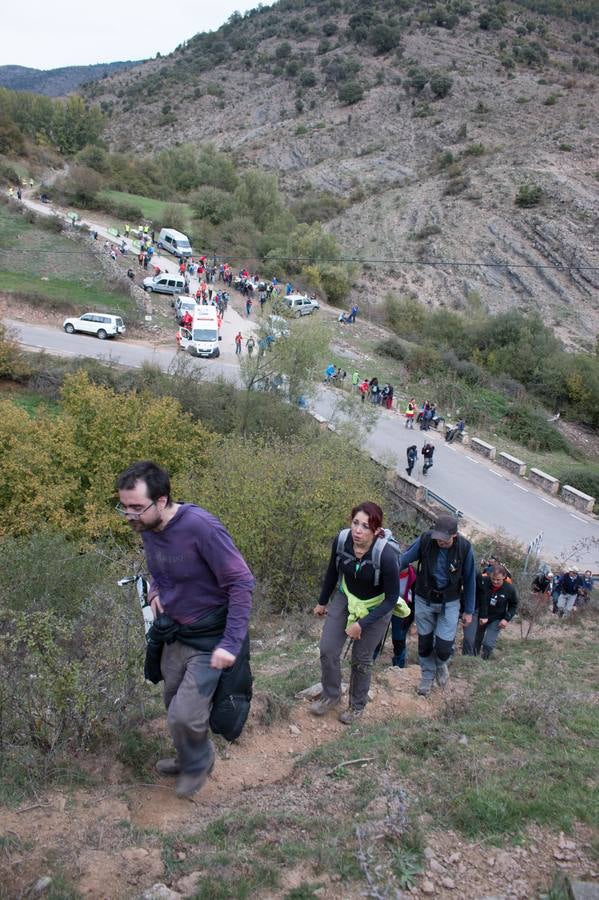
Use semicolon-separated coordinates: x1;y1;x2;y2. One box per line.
97;189;193;226
0;202;137;318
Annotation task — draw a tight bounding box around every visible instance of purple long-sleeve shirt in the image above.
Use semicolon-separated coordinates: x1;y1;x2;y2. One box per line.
141;503;254;657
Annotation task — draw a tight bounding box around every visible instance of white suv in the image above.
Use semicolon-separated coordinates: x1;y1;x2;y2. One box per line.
63;313;125;340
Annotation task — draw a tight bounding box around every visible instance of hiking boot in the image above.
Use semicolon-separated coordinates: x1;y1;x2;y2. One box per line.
436;662;450;687
417;676;434;697
175;753;215;800
309;696;340;717
155;757;181;776
481;647;492;661
338;707;363;725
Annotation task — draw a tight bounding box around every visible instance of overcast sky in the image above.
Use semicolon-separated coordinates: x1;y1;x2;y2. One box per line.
2;0;271;70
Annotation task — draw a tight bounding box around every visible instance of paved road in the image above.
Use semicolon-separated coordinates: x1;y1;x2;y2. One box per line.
312;388;599;569
5;319;241;381
5;319;597;569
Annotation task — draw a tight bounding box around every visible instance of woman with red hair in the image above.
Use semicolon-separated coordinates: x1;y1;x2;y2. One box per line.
311;502;407;724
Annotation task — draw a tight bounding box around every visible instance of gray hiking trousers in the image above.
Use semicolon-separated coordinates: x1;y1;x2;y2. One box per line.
319;589;391;711
161;641;221;775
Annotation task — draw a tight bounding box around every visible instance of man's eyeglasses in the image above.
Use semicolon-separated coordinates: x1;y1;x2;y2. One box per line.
115;501;155;520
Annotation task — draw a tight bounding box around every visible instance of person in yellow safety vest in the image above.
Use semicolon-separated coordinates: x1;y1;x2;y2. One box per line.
405;398;416;428
124;224;130;237
311;501;409;725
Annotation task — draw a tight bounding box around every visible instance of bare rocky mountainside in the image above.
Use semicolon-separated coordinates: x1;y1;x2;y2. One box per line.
0;61;142;97
85;0;598;343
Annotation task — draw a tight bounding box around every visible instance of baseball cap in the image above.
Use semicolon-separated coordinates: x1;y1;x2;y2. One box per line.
569;566;579;573
431;515;459;541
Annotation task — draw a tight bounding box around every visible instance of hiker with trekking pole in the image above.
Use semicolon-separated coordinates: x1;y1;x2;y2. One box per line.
310;502;410;724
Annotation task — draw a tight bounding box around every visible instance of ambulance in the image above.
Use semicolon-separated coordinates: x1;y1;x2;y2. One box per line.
177;305;221;358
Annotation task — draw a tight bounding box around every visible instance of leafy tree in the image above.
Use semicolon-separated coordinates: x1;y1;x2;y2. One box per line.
190;186;238;225
56;165;103;208
369;23;401;54
285;222;341;274
317;265;352;305
239;316;331;411
234;170;284;232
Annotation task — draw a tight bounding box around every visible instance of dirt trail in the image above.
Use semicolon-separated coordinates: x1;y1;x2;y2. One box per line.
1;666;445;898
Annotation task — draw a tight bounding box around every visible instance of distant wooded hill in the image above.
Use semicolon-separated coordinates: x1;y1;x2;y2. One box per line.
0;61;143;97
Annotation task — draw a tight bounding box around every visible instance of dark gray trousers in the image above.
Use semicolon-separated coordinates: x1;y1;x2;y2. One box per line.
319;590;391;711
161;641;221;775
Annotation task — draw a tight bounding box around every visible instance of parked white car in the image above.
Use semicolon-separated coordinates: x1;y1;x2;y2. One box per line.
63;313;125;340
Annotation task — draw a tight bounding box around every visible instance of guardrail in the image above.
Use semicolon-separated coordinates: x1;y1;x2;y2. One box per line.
423;487;464;519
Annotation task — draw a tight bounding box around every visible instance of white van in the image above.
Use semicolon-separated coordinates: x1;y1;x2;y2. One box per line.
143;273;186;295
157;228;193;258
178;306;221;358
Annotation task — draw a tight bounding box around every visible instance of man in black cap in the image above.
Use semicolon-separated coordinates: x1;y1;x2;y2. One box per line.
400;515;476;695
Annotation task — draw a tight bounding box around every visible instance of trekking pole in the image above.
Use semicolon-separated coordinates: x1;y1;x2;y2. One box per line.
378;618;392;664
343;637;354;660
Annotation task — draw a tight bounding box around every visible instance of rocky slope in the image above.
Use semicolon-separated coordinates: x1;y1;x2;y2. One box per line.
85;0;599;344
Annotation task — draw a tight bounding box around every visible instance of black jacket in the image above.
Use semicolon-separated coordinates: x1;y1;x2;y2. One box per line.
145;610;252;742
478;580;519;622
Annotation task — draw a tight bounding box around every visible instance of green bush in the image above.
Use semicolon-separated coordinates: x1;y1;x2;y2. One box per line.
300;70;317;87
499;406;571;452
479;11;503;29
338;81;364;104
0;545;148;799
430;73;453;98
515;183;543;207
553;466;599;500
369;23;401;54
406;68;428;92
463;142;485;156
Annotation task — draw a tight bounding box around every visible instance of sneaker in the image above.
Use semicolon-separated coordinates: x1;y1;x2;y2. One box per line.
338;707;363;725
155;758;181;776
309;696;340;717
436;662;450;687
175;752;215;800
417;677;434;697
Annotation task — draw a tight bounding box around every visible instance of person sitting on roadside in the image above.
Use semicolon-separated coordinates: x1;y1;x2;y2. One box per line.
446;418;465;443
311;502;409;724
476;564;519;659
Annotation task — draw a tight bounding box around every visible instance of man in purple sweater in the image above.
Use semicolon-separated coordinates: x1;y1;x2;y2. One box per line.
116;460;254;799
